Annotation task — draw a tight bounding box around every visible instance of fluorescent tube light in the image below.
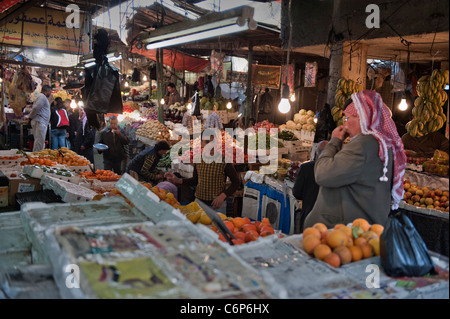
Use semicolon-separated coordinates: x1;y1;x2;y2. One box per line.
84;55;122;68
145;22;249;50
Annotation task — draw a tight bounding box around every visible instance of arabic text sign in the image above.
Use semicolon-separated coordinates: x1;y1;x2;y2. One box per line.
0;7;89;54
251;65;281;89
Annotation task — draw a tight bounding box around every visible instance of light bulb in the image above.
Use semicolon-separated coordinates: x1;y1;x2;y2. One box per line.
226;102;232;109
187;103;192;110
78;101;84;108
160;99;165;105
143;75;148;81
314;117;318;123
398;98;408;111
278;98;291;114
70;100;77;109
290;94;296;102
124;81;129;88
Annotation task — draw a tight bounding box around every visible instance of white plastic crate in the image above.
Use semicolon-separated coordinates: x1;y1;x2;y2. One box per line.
40;175;97;202
23;165;80;184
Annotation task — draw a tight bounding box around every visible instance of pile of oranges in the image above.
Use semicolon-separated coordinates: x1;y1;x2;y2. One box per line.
0;155;22;160
79;169;121;181
301;218;383;268
30;148;91;166
211;217;277;245
148;185;180;207
20;157;56;166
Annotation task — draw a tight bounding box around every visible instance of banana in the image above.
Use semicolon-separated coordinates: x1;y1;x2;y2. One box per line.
414;97;423;107
427;120;435;132
337;78;344;90
423;109;430;122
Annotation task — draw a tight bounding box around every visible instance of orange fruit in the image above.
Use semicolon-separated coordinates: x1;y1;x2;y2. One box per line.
233;232;246;241
339;226;352;238
326;230;348;248
302;227;321;240
302;235;321;254
323;252;341;268
313;244;332;260
360;243;374;259
360;231;379;242
232;239;245;245
231;217;247;230
313;222;328;234
349;245;363;262
345;236;354;247
320;230;329;245
354;237;368;247
334;224;346;230
218;233;227;242
257;218;271;232
244;230;259;243
352;218;370;232
333;246;352;265
370;224;384;237
242;217;251;225
260;225;275;237
224;221;235;233
242;224;257;233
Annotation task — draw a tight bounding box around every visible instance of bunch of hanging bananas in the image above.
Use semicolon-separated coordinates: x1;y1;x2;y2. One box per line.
331;78;364;125
406;69;449;138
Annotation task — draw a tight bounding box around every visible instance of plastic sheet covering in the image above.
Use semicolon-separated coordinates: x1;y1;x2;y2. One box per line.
44;220;272;299
20;196;149;265
234;236;360;299
0;212;31;268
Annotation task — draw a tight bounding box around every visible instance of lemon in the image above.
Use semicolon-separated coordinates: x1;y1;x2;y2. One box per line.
199;212;212;225
186;211;201;224
217;213;227;221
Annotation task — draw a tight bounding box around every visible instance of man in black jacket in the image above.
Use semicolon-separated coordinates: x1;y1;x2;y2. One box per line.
98;115;129;174
292;140;328;233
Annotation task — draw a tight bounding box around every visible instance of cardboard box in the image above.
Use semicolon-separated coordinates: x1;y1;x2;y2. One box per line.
8;175;42;206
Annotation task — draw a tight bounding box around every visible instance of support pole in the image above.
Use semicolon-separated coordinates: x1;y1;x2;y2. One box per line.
156;48;164;124
245;44;253;127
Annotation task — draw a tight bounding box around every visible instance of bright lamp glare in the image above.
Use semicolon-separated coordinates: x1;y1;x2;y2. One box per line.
187;103;192;110
278;98;291;114
226;102;232;109
398;98;408;111
70;100;77;109
314;117;318;123
290;94;295;102
78;101;84;108
160;99;165;105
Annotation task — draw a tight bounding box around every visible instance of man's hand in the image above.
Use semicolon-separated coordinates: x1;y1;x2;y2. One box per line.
211;193;227;210
331;126;348;140
165;172;182;185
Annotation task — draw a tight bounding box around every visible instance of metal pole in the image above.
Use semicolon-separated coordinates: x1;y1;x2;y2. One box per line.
245;45;253;127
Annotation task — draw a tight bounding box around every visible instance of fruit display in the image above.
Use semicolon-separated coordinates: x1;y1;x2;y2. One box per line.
30;147;91;166
286;161;301;181
247;132;284;150
406;69;449;137
24;164;76;178
149;185;180;207
422;150;449;176
0;155;22;160
79;169;121;181
136;119;172;141
301;219;383;268
200;96;228;111
52;89;71;101
332;78;364;125
252;120;278;135
402;180;449;212
281;109;316;132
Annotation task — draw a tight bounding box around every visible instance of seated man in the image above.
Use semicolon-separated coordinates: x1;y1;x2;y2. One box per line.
401;130;449;158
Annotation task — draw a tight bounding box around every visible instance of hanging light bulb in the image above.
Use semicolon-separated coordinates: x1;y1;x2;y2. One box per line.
124;81;129;88
78;100;84;108
314;117;318;123
143;75;148;82
70;100;77;109
160;98;165;105
278;84;291;114
398;98;408;111
186;103;192;110
290;93;296;102
226;102;232;110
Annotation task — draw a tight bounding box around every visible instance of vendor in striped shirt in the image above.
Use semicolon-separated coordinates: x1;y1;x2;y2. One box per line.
165;133;241;214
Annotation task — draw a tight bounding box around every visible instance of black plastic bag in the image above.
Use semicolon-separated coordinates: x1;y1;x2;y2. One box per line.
380;210;435;277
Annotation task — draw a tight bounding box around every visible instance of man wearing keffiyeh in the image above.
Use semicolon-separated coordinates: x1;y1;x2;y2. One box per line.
304;90;407;228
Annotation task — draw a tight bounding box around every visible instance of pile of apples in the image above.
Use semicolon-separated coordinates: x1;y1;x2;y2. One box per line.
403;180;449;212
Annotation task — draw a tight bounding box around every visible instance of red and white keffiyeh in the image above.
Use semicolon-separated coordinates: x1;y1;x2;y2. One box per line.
346;90;407;209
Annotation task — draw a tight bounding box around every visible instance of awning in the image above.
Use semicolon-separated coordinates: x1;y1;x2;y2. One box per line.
132;45;210;73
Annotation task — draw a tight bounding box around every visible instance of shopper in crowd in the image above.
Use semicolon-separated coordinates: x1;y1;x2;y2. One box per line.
125;141;171;184
73;107;96;165
166;82;181;108
165;133;241;214
49;97;70;149
292;140;328;233
257;88;274;123
310;103;336;160
28;85;52;152
401;130;449;158
98;115;129;174
304;90;407;228
64;99;80;150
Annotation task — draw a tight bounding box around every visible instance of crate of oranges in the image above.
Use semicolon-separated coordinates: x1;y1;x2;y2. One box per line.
79;169;121;182
300;218;383;269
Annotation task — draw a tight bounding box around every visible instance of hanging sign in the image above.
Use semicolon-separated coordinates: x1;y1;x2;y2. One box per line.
0;7;90;54
304;62;318;87
226;70;248;83
0;0;21;13
251;64;281;89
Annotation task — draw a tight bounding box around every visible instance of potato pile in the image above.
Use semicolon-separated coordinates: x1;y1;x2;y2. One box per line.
136;119;171;141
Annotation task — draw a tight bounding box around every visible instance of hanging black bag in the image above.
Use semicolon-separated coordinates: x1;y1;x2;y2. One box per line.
379;210;436;277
